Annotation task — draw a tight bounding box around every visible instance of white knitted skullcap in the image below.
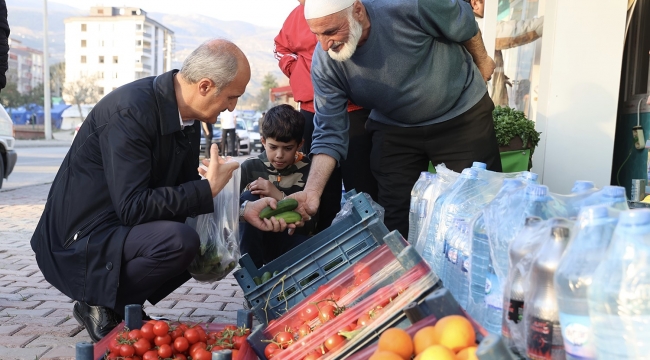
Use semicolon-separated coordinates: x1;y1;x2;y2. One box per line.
304;0;356;20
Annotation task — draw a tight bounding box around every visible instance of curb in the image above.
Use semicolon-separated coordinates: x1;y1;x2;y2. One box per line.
14;140;72;148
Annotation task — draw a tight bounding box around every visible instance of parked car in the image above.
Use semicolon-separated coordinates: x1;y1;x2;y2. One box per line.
0;104;17;189
249;121;262;152
199;118;251;156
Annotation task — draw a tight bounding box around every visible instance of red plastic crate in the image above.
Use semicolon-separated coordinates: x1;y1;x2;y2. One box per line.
94;322;256;360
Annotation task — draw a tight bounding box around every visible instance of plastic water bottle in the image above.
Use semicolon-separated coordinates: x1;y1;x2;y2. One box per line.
570;180;595;194
469;178;523;329
440;218;461;285
524;184;554;220
588;209;650;359
408;172;431;242
554;206;616;360
518;171;539;184
415;173;437;244
525;224;571;360
444;219;471;308
472;161;487;170
599;185;628;210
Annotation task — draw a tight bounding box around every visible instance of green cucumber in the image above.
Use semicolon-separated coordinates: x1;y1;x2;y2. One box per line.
259;198;299;219
273;211;302;224
261;271;272;283
253;276;262;285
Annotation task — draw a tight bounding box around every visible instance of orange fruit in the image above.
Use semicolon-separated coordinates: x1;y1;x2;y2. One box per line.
432;315;476;352
413;326;438;355
456;346;478;360
377;328;414;360
418;345;456;360
369;351;406;360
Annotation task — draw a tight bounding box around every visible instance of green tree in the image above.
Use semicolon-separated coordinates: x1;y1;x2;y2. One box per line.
0;81;27;112
256;73;279;111
63;74;100;122
26;83;45;107
50;62;65;98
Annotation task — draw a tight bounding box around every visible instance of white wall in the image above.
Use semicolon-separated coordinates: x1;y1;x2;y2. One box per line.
533;0;627;193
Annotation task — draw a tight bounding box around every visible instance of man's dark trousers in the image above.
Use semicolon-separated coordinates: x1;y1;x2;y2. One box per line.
221;128;237;156
113;221;200;316
366;93;502;238
202;122;213;159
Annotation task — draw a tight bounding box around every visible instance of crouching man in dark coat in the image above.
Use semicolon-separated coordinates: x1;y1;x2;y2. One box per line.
30;39;301;342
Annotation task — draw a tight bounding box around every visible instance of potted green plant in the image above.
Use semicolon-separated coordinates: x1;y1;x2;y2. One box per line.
493;105;541;171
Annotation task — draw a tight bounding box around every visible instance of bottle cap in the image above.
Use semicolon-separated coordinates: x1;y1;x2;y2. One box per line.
571;180;595;193
602;185;626;198
502;178;523;188
472;162;487;170
551;226;570;238
619;209;650;226
525;184;549;199
525;216;542;225
580;205;609;220
519;171;539;182
461;168;478;179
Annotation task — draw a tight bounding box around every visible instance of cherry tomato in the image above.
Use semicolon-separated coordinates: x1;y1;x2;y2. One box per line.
318;304;336;323
265;343;281;358
357;314;372;328
324;334;345;351
232;335;246;350
275;331;294;348
132;338;151;357
195;326;208;343
189;342;207;358
140;323;156;341
173;336;189;353
298;323;312;338
177;323;189;332
184;328;200;344
172;355;187;360
157;343;172;358
153;321;170;336
119;344;135;357
170;328;183;341
142;350;159;360
304;350;322;360
105;353;119;360
108;337;121;354
155;334;172;346
301;304;319;322
127;329;142;341
353;262;369;276
232;349;239;358
193;349;212;360
224;325;238;331
354;271;371;286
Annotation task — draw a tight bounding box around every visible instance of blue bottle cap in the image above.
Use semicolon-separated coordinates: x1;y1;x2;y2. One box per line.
472;162;487;170
426;173;437;179
603;185;626;198
571;180;595;193
580;205;609;220
461;168;478;178
519;171;539;182
525;184;549;199
420;171;429;177
502;178;523;188
619;209;650;226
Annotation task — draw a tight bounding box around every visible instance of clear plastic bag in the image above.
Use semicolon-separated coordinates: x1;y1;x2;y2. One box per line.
186;167;241;283
333;192;385;224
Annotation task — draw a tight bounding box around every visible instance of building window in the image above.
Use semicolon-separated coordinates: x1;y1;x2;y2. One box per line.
98;9;104;14
113;56;118;64
114;72;118;79
98;87;105;95
100;40;104;47
99;56;104;64
81;40;87;47
132;10;137;15
81;24;87;32
136;24;142;30
100;72;104;79
136;40;142;46
81;55;86;63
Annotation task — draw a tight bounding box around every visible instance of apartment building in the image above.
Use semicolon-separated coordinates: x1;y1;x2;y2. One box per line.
7;38;44;94
64;6;174;98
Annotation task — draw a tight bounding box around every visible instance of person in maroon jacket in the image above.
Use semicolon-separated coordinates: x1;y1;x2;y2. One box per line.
274;0;377;232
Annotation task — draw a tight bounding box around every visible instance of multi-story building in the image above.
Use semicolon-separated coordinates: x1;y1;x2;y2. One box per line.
64;6;174;98
7;38;44;94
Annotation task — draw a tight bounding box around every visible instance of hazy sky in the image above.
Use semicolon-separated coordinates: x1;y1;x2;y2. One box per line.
48;0;300;29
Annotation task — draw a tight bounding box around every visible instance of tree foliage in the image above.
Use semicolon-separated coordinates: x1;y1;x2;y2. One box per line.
256;72;279;111
63;74;100;121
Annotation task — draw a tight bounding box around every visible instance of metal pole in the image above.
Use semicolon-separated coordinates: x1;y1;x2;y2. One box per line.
43;0;52;140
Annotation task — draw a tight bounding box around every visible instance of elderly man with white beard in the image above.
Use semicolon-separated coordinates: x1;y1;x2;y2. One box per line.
289;0;502;238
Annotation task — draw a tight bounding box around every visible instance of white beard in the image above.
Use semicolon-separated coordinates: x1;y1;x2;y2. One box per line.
327;12;363;62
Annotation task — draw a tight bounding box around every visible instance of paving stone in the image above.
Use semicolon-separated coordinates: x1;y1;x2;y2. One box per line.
38;345;76;360
14;323;82;337
25;294;72;303
0;346;49;360
223;302;245;311
2;316;68;328
173;300;222;310
208;311;238;323
0;300;42;309
188;287;236;297
215;283;240;291
0;335;39;348
34;301;75;311
26;334;87;349
145;308;195;318
204;294;243;304
0;294;32;301
0;325;24;335
0;308;55;317
162;294;208;302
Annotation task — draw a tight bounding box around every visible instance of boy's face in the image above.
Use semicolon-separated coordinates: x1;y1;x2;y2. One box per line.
262;137;304;170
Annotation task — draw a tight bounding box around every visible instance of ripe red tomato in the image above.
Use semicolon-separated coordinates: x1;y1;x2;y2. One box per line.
353;262;369;276
170;328;183;341
172;355;187;360
177;323;189;332
304;350;322;360
354;271;371;286
157;343;173;358
127;329;142;341
275;331;294;348
153;321;170;336
184;328;200;344
132;338;151;356
232;335;246;350
301;304;319;322
193;349;212;360
142;350;159;360
173;336;189;353
108;337;121;354
324;334;345;351
298;323;312;338
119;344;135;357
318;304;336;323
105;353;119;360
189;342;207;358
265;343;281;358
194;326;208;343
154;334;172;346
357;314;372;328
140;323;156;341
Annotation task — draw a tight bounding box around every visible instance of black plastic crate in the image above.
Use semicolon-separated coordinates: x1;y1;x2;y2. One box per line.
234;191;389;323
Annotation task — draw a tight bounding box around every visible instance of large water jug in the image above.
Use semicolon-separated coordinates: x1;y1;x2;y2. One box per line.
414;173;438;244
588;209;650;359
443;219;471;308
554;206;617;360
408;172;432;242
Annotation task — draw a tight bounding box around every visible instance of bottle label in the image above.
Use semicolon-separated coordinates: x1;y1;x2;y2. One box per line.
418;199;428;219
410;197;417;213
527;317;565;360
508;299;524;323
447;248;458;264
484;272;502;310
462;257;470;273
559;312;596;359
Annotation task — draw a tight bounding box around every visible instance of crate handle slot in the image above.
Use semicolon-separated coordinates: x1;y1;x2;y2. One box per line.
298;271;321;287
345;236;371;259
322;256;344;273
275;286;297;303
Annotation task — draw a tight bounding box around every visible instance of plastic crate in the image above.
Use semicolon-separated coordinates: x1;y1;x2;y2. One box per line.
247;231;441;360
234;191;389;323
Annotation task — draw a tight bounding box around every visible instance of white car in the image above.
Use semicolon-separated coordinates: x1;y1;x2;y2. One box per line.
249;121;262;152
0;104;17;189
200;118;251;156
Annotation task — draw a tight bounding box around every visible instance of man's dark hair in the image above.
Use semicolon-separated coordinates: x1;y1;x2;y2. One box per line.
261;104;304;143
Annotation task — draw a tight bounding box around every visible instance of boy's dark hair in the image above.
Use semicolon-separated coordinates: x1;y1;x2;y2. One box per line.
261;104;305;143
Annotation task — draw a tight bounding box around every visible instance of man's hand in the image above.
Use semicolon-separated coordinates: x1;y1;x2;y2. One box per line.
243;197;303;233
463;29;495;82
288;190;321;219
248;177;283;200
198;144;240;197
477;56;496;82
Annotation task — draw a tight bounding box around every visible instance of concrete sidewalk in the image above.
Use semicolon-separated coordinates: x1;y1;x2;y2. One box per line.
0;184;247;359
14;130;75;148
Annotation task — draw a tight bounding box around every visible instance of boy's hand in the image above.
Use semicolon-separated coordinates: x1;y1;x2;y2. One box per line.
249;177;284;200
243;197;303;233
198;144;239;197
